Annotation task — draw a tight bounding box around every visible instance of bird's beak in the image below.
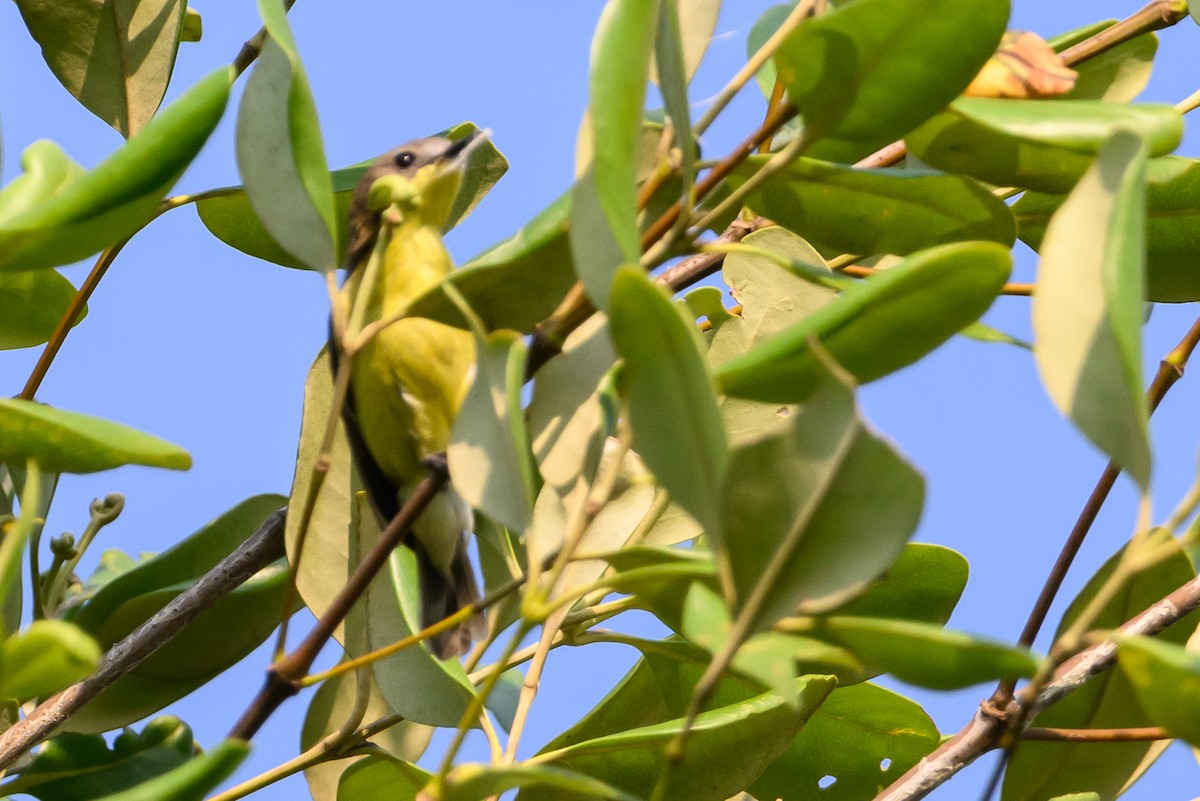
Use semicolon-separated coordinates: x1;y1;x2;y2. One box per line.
441;128;491;164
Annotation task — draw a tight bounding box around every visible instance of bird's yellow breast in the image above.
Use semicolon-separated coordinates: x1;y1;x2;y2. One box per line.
344;219;475;487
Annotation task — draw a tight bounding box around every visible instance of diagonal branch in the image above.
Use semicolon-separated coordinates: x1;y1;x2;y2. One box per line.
0;509;287;770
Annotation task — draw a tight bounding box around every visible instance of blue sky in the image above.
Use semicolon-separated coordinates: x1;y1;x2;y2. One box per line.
2;1;1199;799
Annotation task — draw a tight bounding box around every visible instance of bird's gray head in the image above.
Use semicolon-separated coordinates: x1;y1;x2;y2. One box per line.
344;133;479;269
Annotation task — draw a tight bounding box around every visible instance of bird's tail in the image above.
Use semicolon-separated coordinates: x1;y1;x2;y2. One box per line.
412;489;486;659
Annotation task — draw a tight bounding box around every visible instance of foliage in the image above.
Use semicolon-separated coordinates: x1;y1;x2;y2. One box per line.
1;1;1200;801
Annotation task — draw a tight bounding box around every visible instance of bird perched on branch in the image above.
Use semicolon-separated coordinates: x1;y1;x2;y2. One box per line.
332;133;487;658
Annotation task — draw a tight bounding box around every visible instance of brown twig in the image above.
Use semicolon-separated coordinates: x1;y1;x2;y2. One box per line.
874;573;1200;801
1022;726;1168;742
0;509;287;769
232;0;298;76
228;462;449;742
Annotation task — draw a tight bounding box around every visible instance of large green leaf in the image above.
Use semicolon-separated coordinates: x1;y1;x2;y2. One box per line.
584;0;660;267
404;191;575;333
1015;156;1200;302
444;764;639;801
820;617;1038;690
15;0;187;136
520;676;835;801
1;620;100;702
1003;533;1200;801
302;668;432;801
717;355;923;630
198;122;506;271
235;0;337;272
62;495;285;732
1118;636;1200;747
832;543;968;625
750;683;941;801
717;242;1011;403
907;98;1181;193
609;267;728;536
0;67;231;272
0;399;190;474
773;0;1008;162
652;0;720;83
725;156;1015;256
448;329;537;533
1;717;195;800
336;755;429;801
1031;130;1150;490
0;269;86;350
1049;21;1157;103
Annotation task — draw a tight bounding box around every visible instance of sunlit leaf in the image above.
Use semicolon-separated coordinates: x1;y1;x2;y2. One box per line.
724;156;1015;256
717;353;923;630
0;68;231;272
907;98;1180;193
235;0;337;271
1015;156;1200;303
336;755;430;801
1032;130;1150;489
1118;636;1200;747
0;620;100;702
609;267;728;536
774;0;1008;162
1049;21;1156;102
449;330;537;533
718;242;1011;403
15;0;187;136
0;399;190;474
0;270;86;350
445;763;639;801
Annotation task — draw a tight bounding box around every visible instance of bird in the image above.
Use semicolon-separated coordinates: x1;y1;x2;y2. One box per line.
331;133;487;658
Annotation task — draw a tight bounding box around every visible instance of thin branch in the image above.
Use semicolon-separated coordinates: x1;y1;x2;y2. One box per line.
1022;726;1168;742
231;0;298;76
0;509;287;769
874;573;1200;801
228;463;449;742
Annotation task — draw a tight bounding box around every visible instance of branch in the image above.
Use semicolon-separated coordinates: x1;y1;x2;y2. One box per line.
873;573;1200;801
0;509;287;769
232;0;298;76
227;461;449;742
1022;726;1168;742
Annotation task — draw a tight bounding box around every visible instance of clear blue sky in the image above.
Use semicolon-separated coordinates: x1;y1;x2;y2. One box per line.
1;2;1198;799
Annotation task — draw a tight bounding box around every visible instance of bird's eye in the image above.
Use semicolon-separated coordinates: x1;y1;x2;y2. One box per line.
393;151;416;169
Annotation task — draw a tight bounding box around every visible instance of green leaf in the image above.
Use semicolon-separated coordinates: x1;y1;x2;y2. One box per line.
448;329;537;533
609;267;728;536
751;683;941;801
2;717;195;801
586;0;660;266
1016;156;1200;303
1050;22;1156;102
0;399;191;474
907;98;1181;193
1;620;100;702
354;498;478;727
520;676;835;801
717;241;1011;403
717;354;923;629
1118;636;1200;746
1032;130;1150;490
832;543;968;625
302;669;431;801
405;190;575;333
88;739;248;801
1003;532;1200;801
63;495;285;732
653;0;696;232
774;0;1008;162
0;67;231;272
337;755;430;801
653;0;720;83
15;0;187;137
528;315;618;496
235;0;337;271
199;123;506;271
445;763;640;801
820;617;1039;690
0;269;86;350
724;156;1016;256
